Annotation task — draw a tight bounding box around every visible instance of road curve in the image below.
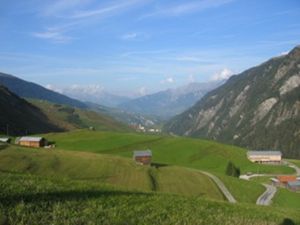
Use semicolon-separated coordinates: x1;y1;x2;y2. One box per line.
283;160;300;176
200;171;237;203
256;184;277;206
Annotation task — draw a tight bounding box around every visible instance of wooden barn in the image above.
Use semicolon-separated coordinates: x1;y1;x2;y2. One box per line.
19;137;47;148
133;150;152;165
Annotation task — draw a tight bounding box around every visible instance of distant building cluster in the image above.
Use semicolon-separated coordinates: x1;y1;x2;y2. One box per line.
246;150;300;192
271;176;300;192
130;124;161;133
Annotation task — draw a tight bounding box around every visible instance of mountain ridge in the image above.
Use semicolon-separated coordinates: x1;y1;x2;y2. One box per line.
119;80;224;119
0;73;87;109
164;46;300;158
0;85;62;135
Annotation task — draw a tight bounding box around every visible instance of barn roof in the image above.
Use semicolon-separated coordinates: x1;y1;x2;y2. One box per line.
133;150;152;157
19;136;44;142
247;151;282;156
277;175;297;183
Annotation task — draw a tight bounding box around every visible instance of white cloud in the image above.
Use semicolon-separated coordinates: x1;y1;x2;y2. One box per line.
41;0;91;17
68;0;147;19
121;32;138;40
141;0;234;18
45;84;63;93
68;84;104;94
280;51;289;56
211;68;233;81
32;29;72;43
161;76;175;84
34;0;149;43
137;86;147;96
176;56;202;62
187;74;196;83
45;84;104;95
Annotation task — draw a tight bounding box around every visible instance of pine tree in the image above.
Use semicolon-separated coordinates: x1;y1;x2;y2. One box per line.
226;161;240;178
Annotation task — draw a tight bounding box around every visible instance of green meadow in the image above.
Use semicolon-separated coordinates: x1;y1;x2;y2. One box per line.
1;172;300;225
42;130;296;204
1;130;300;225
44;130;294;175
0;145;223;200
273;188;300;210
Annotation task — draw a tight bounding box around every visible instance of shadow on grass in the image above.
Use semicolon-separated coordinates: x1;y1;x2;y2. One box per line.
280;218;296;225
151;162;168;169
0;189;153;207
0;144;8;151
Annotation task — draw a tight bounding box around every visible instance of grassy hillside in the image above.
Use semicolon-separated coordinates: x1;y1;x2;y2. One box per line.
288;159;300;168
218;174;265;203
30;100;131;132
273;188;300;210
0;85;62;135
43;130;295;203
0;145;223;200
44;130;294;175
0;172;299;225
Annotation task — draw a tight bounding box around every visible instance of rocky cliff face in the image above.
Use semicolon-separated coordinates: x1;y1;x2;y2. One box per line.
164;46;300;158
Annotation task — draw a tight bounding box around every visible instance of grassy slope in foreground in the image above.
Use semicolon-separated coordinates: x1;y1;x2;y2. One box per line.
273;188;300;209
45;130;294;175
44;130;295;203
30;100;131;132
0;172;299;225
0;145;223;200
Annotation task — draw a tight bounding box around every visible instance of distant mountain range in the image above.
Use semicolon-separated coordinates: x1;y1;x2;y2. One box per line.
164;46;300;158
0;73;87;109
0;85;62;135
118;81;224;119
0;72;154;127
0;73;134;134
48;85;131;107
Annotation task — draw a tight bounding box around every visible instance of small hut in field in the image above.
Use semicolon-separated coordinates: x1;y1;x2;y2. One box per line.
19;137;47;148
133;150;152;165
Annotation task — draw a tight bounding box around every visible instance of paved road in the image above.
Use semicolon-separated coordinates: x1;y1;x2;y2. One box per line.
240;160;300;181
239;174;269;180
241;160;300;206
256;184;277;206
200;171;237;203
283;160;300;176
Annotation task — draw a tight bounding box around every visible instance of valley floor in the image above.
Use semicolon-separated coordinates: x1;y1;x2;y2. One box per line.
0;130;300;225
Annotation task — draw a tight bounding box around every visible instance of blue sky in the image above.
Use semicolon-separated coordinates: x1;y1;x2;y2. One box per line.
0;0;300;96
